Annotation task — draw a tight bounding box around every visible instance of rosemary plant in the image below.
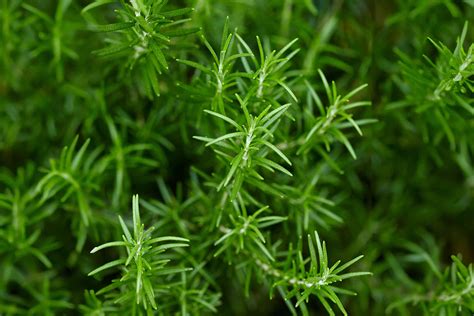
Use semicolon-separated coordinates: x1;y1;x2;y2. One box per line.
0;0;473;315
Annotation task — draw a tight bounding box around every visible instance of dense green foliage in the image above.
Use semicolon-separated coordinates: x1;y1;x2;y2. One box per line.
1;0;473;315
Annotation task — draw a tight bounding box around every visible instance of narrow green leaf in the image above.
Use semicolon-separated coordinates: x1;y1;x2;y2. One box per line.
165;27;201;37
151;45;168;70
148;236;189;244
88;258;126;276
81;0;115;14
118;215;132;242
261;140;292;165
90;241;127;253
90;22;134;32
223;151;244;187
204;110;242;131
206;132;245;146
